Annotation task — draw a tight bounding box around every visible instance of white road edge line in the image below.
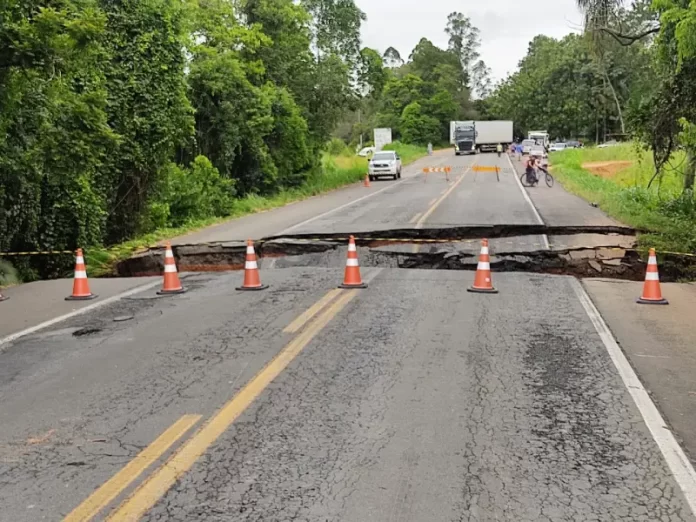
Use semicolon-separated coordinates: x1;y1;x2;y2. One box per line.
506;153;550;250
570;278;696;515
281;176;411;234
0;280;162;349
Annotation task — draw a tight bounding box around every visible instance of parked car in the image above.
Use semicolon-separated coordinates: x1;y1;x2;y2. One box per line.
357;146;376;157
597;140;618;148
521;139;536;155
368;151;402;181
549;142;567;152
566;140;582;149
530;144;545;159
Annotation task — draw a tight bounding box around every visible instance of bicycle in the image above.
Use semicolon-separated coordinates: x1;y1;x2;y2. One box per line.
520;166;554;188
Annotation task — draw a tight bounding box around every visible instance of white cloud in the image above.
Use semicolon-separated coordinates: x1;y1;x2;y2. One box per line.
357;0;583;82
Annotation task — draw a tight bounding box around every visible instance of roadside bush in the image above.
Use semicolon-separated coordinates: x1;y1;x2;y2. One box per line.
0;260;20;287
166;156;236;227
327;138;349;156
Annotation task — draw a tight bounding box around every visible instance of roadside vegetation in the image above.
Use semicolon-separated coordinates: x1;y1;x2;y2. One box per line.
1;1;485;282
551;144;696;253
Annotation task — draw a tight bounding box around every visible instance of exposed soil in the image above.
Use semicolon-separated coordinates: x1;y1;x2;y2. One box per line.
582;161;634;178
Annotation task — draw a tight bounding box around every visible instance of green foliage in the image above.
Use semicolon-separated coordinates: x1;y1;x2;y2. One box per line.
400;102;442;145
0;260;20;287
326;138;350;156
550;144;696;252
1;0;366;280
165;156;235;227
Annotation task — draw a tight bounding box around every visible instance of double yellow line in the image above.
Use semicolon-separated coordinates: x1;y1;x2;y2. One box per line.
64;288;358;521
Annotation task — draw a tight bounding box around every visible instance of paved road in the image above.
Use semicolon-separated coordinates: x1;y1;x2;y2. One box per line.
1;153;696;521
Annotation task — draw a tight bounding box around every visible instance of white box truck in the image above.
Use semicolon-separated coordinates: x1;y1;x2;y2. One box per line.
474;121;513;153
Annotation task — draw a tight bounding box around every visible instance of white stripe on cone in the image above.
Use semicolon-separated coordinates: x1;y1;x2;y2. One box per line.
165;250;174;259
645;272;660;281
648;256;657;264
481;247;489;255
477;262;490;270
346;259;359;267
76;256;85;264
247;246;255;254
348;243;357;252
164;264;177;273
74;270;87;279
245;261;258;270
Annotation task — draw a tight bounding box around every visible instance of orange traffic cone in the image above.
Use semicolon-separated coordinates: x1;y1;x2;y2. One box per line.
637;248;668;305
468;239;498;294
157;242;186;295
364;174;371;187
236;239;268;291
340;236;367;289
66;248;98;301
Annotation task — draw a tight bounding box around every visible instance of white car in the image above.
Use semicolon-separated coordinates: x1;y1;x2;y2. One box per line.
357;146;376;157
597;140;618;148
521;139;536;155
368;151;402;181
530;144;545;159
549;143;567;152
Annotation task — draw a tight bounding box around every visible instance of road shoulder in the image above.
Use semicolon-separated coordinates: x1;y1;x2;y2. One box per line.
583;278;696;465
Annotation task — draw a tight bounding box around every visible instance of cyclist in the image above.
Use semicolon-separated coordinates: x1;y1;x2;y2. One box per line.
525;155;538;184
496;143;503;157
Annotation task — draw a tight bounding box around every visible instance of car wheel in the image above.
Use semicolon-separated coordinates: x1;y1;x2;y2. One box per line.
397;169;402;179
369;175;375;182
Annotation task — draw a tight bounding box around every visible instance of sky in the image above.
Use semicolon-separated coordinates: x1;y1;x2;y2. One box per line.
356;0;584;83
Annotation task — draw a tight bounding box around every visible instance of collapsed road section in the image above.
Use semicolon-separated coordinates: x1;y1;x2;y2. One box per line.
115;225;696;282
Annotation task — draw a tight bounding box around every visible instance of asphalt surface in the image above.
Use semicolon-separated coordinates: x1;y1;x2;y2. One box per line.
1;152;695;521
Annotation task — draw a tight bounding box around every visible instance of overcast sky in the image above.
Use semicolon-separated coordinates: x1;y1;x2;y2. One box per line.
357;0;584;83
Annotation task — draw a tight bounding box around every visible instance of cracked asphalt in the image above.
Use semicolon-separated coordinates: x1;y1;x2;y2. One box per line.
1;153;694;521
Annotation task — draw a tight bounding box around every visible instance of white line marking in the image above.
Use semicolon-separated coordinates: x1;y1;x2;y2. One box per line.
506;153;550;250
0;280;161;350
281;178;411;234
570;278;696;515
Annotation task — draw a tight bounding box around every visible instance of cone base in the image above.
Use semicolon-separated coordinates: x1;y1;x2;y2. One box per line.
0;296;9;302
340;282;367;289
236;284;269;291
66;293;98;301
468;286;498;294
157;287;187;295
636;297;669;305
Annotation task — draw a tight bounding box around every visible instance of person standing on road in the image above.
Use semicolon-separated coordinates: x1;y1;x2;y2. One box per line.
525;154;538;183
427;142;433;156
496;143;503;157
516;142;523;161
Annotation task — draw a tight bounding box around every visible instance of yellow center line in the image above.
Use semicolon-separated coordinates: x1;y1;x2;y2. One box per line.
283;289;342;333
63;414;201;522
106;290;359;521
415;167;470;229
408;212;423;225
428;198;437;206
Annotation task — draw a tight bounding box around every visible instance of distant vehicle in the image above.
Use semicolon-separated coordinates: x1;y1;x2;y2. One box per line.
357;147;375;157
521;139;536;155
452;121;476;155
597;140;619;148
549;143;567;152
530;144;545;159
368;151;402;181
474;121;513;153
565;140;582;149
528;130;550;149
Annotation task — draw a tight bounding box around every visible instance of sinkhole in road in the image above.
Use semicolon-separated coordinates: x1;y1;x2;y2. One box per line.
115;225;696;282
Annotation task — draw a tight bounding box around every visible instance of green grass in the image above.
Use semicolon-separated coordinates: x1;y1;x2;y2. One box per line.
86;144;429;276
549;143;696;253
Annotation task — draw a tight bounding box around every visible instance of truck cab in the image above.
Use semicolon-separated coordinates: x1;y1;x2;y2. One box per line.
528;131;550;150
454;122;476;155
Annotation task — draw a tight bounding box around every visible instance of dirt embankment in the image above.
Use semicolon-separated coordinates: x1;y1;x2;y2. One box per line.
582;161;634;178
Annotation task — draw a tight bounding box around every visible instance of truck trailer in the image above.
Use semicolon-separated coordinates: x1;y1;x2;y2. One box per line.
451;120;513;155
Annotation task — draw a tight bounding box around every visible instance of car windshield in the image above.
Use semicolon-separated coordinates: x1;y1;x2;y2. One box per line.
372;152;395;161
555;143;566;148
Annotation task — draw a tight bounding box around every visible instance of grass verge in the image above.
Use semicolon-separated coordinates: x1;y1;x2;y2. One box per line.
549;144;696;253
86;143;429;276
